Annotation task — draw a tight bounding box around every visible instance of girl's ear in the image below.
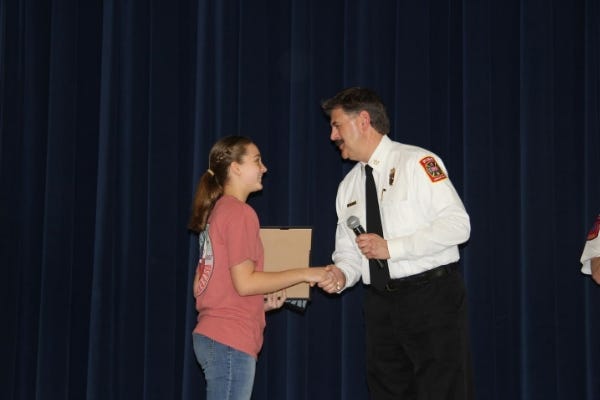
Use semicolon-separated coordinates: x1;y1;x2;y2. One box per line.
229;162;241;177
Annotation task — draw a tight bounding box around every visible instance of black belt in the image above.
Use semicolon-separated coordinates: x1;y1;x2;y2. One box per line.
378;262;458;292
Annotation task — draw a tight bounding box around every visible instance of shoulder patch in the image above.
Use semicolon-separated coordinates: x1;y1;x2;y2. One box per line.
586;215;600;241
419;156;447;182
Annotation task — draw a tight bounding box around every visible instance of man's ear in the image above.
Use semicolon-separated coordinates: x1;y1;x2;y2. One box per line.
358;110;371;129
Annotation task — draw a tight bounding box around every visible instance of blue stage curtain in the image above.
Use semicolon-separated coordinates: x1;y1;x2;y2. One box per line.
1;0;599;399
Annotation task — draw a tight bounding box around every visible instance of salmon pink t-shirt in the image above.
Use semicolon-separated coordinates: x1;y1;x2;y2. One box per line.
193;195;265;358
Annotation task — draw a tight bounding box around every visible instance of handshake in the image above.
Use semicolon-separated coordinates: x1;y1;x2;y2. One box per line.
263;264;345;313
305;264;346;294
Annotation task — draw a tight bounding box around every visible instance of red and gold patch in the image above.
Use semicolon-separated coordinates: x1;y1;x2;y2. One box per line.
419;156;447;182
586;214;600;241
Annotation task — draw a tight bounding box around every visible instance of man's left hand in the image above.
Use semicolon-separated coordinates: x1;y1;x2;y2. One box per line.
356;233;390;261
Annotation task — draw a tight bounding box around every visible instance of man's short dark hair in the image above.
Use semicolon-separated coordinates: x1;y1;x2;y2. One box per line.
321;87;390;135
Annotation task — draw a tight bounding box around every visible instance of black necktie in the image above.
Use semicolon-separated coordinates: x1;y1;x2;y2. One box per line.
365;165;390;290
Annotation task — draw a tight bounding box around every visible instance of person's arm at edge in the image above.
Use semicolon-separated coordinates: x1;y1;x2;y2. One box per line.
591;257;600;285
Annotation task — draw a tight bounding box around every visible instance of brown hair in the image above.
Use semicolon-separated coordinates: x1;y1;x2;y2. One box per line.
187;135;253;233
321;87;390;135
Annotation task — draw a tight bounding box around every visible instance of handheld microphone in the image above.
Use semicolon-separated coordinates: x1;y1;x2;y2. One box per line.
346;216;385;268
346;215;366;236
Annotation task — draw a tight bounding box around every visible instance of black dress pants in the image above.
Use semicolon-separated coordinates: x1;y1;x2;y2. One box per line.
364;266;474;400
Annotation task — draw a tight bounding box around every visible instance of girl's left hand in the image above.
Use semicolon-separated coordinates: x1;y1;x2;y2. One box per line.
264;289;287;312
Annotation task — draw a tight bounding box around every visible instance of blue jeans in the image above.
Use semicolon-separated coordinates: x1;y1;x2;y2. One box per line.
193;333;256;400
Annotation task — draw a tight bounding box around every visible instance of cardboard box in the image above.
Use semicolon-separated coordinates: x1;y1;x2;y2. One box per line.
259;227;312;300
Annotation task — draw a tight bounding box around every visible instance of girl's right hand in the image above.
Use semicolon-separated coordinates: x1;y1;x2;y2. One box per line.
305;267;331;287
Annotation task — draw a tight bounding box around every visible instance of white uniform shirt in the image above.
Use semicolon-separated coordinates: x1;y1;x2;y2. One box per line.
580;214;600;275
333;135;471;288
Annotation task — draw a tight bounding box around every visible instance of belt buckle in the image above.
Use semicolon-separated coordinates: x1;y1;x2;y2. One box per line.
384;281;399;292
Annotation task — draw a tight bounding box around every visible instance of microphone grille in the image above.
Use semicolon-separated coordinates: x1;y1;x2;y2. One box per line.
346;216;360;229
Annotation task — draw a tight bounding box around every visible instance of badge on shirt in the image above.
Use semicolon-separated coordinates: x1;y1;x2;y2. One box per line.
419;156;447;182
388;168;396;186
586;214;600;241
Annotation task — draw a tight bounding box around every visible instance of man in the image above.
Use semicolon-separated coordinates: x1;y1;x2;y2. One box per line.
581;213;600;284
319;87;474;399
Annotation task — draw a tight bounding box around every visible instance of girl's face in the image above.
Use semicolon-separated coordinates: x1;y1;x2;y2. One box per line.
235;143;268;193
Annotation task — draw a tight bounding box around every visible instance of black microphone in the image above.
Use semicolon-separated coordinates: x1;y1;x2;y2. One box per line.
346;215;366;236
346;216;385;268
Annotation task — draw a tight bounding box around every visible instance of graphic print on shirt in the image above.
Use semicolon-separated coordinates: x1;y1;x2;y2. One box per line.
419;156;447;182
587;214;600;241
194;226;214;298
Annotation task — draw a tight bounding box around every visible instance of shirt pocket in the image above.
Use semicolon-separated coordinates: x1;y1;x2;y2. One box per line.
380;176;407;205
380;185;417;237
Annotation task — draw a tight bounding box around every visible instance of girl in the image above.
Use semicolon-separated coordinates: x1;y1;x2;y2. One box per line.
188;136;329;400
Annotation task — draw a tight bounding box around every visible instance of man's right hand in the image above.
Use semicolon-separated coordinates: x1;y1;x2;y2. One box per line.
318;265;346;293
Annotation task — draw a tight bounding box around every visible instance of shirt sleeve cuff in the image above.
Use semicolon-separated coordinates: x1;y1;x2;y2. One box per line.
581;259;591;275
387;237;406;261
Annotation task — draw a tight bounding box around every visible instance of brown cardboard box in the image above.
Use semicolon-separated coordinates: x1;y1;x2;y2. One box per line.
259;227;312;299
